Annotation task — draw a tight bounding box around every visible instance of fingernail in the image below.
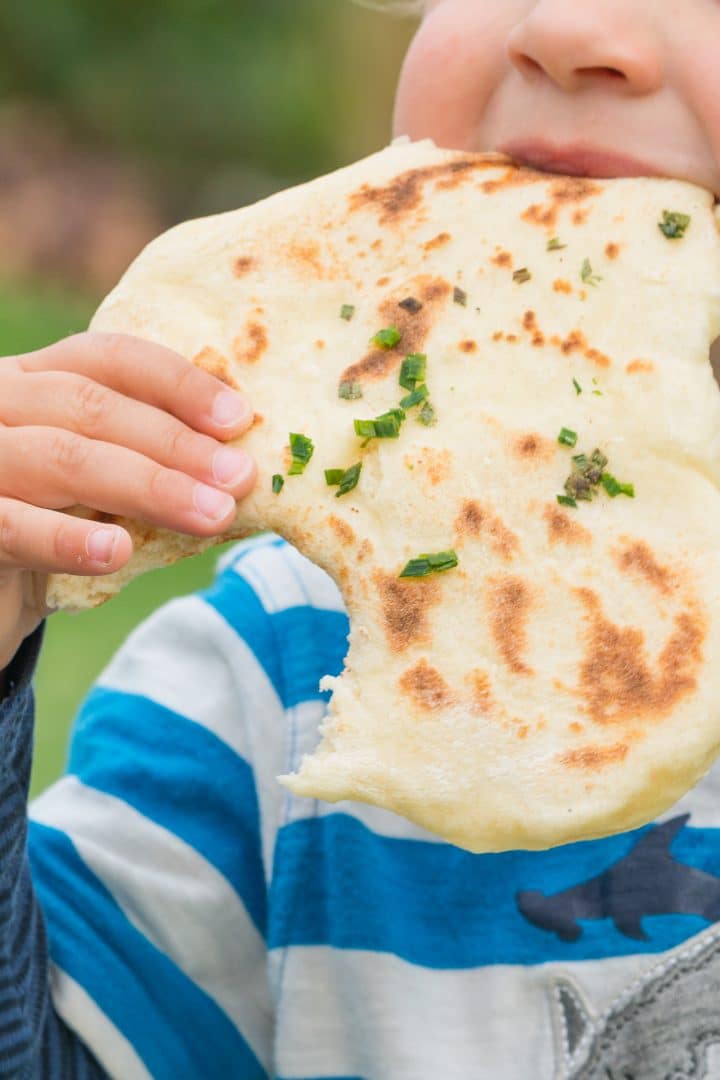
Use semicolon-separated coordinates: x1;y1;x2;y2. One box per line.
211;390;250;427
86;527;117;566
193;483;236;521
212;447;253;487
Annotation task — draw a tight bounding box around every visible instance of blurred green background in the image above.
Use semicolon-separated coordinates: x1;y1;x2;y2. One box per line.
0;0;417;795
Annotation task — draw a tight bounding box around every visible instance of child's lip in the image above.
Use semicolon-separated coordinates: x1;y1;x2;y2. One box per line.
498;139;665;181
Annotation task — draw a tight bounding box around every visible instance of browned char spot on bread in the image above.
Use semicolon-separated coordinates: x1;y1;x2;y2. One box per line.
422;231;452;251
232;255;256;277
373;571;441;652
328;515;356;546
399;658;456;712
574;587;706;726
512;431;556;464
232;320;268;364
522;177;603;231
192;346;240;388
347;157;495;226
558;741;630;769
613;540;675;595
487;576;534;675
543;504;592;547
626;359;655;374
466;668;497;714
455;499;520;561
340;276;452;384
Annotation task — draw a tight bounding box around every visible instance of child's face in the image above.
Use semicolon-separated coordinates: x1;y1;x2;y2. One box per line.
393;0;720;196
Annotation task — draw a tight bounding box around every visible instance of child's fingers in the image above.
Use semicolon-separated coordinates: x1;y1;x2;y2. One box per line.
0;369;255;494
0;496;132;576
0;426;252;537
16;332;254;441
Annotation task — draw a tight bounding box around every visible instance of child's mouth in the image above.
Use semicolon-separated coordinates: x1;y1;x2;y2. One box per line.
498;139;664;182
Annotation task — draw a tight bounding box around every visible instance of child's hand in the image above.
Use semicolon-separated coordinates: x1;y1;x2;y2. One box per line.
0;332;257;674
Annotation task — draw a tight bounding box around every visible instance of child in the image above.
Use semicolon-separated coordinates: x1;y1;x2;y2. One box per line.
3;1;720;1076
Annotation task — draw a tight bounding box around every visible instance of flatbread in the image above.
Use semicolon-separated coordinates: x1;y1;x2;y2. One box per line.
47;140;720;851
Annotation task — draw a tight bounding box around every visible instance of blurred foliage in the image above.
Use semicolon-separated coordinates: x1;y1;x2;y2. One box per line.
0;0;416;221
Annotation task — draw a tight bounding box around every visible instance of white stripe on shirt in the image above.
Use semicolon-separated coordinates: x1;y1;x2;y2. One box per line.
32;777;273;1072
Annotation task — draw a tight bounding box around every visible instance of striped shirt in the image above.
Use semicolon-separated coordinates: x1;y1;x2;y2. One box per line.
5;534;720;1078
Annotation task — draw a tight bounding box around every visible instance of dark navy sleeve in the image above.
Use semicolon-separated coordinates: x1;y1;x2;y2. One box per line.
0;627;107;1079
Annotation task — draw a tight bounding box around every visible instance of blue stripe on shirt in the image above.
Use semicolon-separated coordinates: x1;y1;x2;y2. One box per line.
67;687;267;936
28;822;267;1080
269;812;720;968
203;569;348;710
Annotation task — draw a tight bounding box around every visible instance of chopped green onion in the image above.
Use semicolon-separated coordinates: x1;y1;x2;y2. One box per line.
581;258;602;286
557;495;577;508
547;237;566;251
659;210;691;240
418;401;437;426
288;432;314;475
573;378;583;395
371;326;401;349
399;353;427;390
400;383;429;409
399;550;459;578
325;462;362;497
272;474;284;494
601;472;635;498
558;427;578;448
513;268;532;284
336;462;362;497
338;380;363;401
354;408;405;441
340;304;355;321
571;453;588;470
592;389;604;397
453;286;468;306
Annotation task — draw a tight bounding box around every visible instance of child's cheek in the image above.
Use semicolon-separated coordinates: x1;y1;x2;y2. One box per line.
392;3;515;151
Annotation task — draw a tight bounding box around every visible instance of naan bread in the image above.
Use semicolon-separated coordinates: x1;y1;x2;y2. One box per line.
47;140;720;852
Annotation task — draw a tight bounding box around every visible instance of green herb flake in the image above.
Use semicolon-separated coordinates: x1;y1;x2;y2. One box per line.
659;210;691;240
581;258;602;287
557;494;577;509
558;427;578;448
418;400;437;426
340;304;355;321
353;408;406;441
601;472;635;498
325;462;362;497
547;237;566;251
563;446;608;502
338;380;363;401
399;550;459;579
336;462;362;497
400;383;429;409
399;353;427;390
573;378;583;395
371;326;401;350
271;474;284;494
453;286;468;306
513;267;532;284
288;432;314;475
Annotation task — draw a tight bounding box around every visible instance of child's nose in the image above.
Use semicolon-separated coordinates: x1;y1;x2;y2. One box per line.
506;0;664;96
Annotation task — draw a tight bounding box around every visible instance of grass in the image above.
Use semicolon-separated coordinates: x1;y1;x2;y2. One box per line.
0;280;231;795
